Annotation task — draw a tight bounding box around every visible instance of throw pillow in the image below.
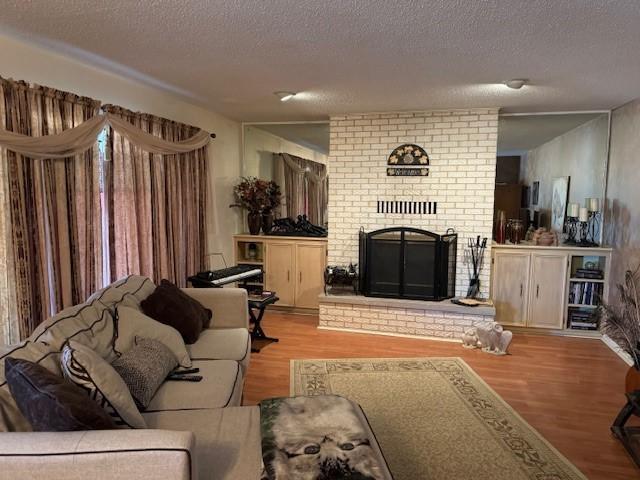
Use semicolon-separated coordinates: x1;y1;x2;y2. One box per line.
60;341;146;429
140;279;211;344
5;357;116;432
115;305;192;368
112;337;178;410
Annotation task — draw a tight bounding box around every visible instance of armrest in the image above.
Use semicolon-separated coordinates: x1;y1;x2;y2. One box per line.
0;429;195;480
182;287;249;329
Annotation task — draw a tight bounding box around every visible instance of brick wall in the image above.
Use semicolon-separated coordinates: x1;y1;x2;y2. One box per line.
328;109;499;297
319;301;494;340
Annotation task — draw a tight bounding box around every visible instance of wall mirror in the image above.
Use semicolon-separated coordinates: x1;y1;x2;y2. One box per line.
243;122;329;228
495;112;610;243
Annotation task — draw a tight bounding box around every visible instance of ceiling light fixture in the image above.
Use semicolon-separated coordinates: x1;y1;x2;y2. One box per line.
503;79;528;90
274;91;297;102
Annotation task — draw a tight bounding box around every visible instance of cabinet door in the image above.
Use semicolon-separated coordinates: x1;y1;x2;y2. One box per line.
527;253;568;329
491;251;530;327
295;243;327;309
265;242;295;306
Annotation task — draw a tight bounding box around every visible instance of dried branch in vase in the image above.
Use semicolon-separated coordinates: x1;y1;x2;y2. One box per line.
598;265;640;368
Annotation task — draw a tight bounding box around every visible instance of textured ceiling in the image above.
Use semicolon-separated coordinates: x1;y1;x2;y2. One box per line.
497;113;605;154
254;123;329;155
1;1;640;121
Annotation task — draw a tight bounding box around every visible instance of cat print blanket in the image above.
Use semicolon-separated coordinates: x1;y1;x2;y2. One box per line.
259;395;387;480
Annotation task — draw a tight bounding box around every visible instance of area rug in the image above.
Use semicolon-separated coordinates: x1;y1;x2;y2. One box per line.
290;357;586;480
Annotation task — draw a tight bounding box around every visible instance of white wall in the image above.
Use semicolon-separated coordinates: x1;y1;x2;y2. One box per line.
0;32;242;269
329;109;498;298
520;114;609;228
243;125;328;180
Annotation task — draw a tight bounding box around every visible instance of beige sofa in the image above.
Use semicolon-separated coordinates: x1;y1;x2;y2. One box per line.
0;275;264;480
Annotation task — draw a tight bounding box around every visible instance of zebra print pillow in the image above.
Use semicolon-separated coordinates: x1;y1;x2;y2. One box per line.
61;341;146;429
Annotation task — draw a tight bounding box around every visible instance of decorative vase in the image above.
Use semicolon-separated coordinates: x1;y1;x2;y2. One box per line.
247;212;261;235
262;211;274;234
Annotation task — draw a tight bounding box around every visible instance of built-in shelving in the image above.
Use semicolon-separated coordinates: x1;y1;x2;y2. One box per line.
566;251;610;332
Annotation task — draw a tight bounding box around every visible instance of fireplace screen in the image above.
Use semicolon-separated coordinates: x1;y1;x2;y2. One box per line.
359;227;457;301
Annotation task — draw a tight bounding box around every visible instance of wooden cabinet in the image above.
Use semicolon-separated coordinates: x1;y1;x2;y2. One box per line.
527;253;567;329
295;243;327;308
492;249;567;329
491;245;611;334
491;251;530;327
234;235;327;310
265;242;295;306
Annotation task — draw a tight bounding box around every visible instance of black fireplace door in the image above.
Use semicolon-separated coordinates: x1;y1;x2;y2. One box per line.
364;228;440;300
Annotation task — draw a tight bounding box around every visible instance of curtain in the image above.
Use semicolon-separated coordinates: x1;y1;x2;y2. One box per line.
0;78;103;340
104;105;208;287
278;153;328;226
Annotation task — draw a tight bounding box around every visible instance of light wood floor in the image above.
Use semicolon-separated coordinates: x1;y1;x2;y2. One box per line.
243;311;639;480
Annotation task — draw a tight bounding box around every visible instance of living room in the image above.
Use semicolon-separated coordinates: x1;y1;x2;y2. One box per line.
1;2;640;480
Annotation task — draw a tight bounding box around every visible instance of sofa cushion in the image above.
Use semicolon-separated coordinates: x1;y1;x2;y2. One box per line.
5;357;116;432
141;280;208;344
115;306;192;368
142;406;262;480
146;360;243;412
88;275;157;310
61;341;146;429
29;301;117;362
0;341;61;432
112;338;178;410
187;328;251;372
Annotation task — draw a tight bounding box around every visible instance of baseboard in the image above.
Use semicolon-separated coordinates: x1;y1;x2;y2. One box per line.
317;325;460;343
601;334;634;366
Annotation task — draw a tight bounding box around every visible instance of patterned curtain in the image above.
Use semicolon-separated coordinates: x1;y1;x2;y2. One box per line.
103;105;208;287
0;78;103;340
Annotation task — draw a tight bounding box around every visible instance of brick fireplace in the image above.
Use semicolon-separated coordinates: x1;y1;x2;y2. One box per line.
320;109;498;340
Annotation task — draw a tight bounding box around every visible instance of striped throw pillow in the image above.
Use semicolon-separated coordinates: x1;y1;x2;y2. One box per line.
61;341;146;429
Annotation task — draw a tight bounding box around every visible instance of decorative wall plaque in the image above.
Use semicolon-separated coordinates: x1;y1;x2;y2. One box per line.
387;167;429;176
388;144;429;166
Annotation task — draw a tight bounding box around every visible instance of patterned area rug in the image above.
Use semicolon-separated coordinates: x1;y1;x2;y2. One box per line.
290;357;586;480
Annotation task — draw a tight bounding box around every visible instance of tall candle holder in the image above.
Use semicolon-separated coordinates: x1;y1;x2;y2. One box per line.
564;216;579;244
578;221;594;247
587;211;601;246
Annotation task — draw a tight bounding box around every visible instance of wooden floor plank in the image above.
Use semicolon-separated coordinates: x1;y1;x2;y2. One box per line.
243;311;639;479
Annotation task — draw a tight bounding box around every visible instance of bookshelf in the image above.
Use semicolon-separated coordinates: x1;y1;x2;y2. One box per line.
566;252;611;332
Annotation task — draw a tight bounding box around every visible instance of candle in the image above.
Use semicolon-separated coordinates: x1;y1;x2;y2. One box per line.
589;198;600;212
579;207;589;222
568;203;579;218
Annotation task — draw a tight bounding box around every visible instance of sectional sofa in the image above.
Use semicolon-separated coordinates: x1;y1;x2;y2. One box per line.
0;275;264;480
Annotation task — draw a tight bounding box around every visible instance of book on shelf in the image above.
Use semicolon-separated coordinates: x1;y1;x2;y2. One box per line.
568;281;602;306
574;268;604;280
569;323;598;331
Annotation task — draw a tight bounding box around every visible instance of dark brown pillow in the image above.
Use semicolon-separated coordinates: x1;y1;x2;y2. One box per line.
5;357;116;432
140;279;211;344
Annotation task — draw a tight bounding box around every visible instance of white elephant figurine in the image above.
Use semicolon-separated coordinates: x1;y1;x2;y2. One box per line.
461;328;480;349
475;321;513;355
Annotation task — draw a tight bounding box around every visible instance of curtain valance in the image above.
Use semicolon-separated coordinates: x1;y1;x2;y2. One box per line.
0;112;210;159
281;152;328;183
